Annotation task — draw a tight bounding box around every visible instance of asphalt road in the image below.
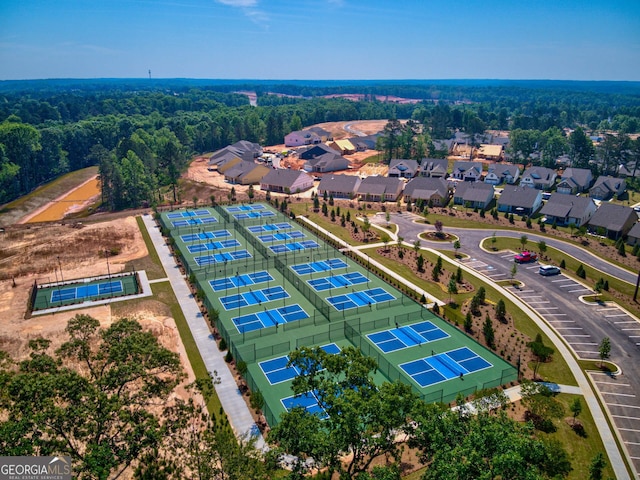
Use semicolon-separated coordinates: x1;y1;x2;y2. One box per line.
372;211;640;475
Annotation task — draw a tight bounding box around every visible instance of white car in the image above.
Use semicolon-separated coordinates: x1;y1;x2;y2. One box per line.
539;265;561;276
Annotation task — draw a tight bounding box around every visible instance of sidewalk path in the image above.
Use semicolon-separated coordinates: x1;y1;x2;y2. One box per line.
141;214;265;449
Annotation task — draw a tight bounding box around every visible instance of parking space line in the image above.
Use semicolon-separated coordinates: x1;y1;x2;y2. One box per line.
545;313;568;316
616;321;638;324
602;392;637;398
610;404;640;410
500;253;513;258
527;300;551;304
619;427;640;432
519;295;542;298
548;320;574;323
598;308;621;312
562;334;592;337
569;288;592;293
556;327;584;330
596;381;632;387
629;336;640;338
518;289;535;293
626;442;640;446
559;284;580;288
574;350;599;355
552;278;573;282
622;328;640;331
608;314;632;318
572;342;598;345
525;265;539;270
536;306;559;310
612;416;640;422
488;273;507;278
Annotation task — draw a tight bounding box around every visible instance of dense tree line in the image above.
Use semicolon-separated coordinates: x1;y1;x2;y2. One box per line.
1;80;639;208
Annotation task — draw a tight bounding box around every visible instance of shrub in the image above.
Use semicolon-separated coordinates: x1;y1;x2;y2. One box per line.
225;351;233;363
236;360;247;375
250;390;264;410
218;337;227;351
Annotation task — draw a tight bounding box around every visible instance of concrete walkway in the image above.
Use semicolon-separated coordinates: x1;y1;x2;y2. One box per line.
141;214;265;449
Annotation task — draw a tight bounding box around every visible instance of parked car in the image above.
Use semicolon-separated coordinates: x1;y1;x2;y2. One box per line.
539;265;561;276
514;251;538;263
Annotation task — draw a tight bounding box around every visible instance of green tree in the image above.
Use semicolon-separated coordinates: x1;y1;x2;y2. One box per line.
569;127;595;168
0;315;189;478
538;240;547;256
447;277;458;302
453;239;461;257
520;381;565;432
599;337;611;368
519;234;528;250
528;333;554;380
455;266;463;283
270;346;417;478
570;397;583;426
380;232;391;251
483;314;495;349
417;254;425;272
495;299;507;323
588;452;607;480
464;311;473;333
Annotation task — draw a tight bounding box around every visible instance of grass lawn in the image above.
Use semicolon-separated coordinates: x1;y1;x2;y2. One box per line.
133;216;167;280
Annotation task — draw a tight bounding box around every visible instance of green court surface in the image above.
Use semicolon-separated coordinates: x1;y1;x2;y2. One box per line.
157;204;517;426
31;273;140;311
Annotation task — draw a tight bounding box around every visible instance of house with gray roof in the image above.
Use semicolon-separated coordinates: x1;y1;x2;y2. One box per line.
306;126;331;141
519;167;557;190
260;169;314;194
403;177;449;206
418;158;449;178
303;152;349;173
388;159;419;179
451;161;483;182
484;163;520;185
209;140;262;167
317;174;361;199
587;203;637;240
284;130;321;147
497;185;543;216
589;176;626;200
356;176;404;202
297;144;340;160
539;194;597;227
556;168;593;194
626;222;640;246
453;182;495;210
221;161;270;185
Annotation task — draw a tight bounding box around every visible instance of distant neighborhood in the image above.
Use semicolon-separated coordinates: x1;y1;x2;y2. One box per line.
207;125;640;244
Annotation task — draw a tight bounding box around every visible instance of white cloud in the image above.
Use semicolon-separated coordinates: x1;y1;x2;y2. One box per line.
215;0;267;25
216;0;258;7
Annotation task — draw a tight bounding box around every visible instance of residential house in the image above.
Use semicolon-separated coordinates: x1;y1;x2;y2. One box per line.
328;139;357;155
556;168;594;194
221;161;270;185
403;177;449;206
303;152;349;173
453;182;494;210
484;163;520;185
539;194;597;227
476;144;504;162
451;161;483;182
587;203;637;240
306;126;331;142
284;130;321;147
432;139;455;155
589;176;626;200
297;144;340;160
626;222;640;246
317;174;361;199
350;134;379;151
497;185;543;216
356;176;404;202
260;169;314;194
419;158;449;178
209;140;262;167
519;167;557;190
388;159;419;179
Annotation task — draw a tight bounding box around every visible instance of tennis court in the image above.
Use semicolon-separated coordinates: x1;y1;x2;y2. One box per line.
193;249;251;266
367;321;450;353
290;258;348;275
172;217;218;228
51;280;123;302
181;229;231;243
232;304;309;333
257;231;305;242
327;287;395;311
209;271;273;292
281;390;327;418
259;343;341;385
400;347;492;388
187;239;240;253
234;211;275;220
167;209;212;218
247;222;292;233
219;286;289;310
308;272;369;291
226;205;266;213
269;240;319;254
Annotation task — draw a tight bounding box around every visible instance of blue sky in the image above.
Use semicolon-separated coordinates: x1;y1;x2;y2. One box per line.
1;0;639;80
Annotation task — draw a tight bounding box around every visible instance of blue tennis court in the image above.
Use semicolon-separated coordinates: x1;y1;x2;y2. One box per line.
226;205;266;213
51;280;123;303
257;231;305;242
367;321;450;353
290;258;348;275
232;304;308;333
187;239;240;253
172;217;218;228
234;211;275;220
209;271;273;291
219;286;289;310
326;287;395;311
269;240;319;254
259;343;341;385
167;209;211;218
194;250;251;266
400;347;493;388
308;272;369;291
281;391;327;418
247;223;292;233
181;229;230;243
